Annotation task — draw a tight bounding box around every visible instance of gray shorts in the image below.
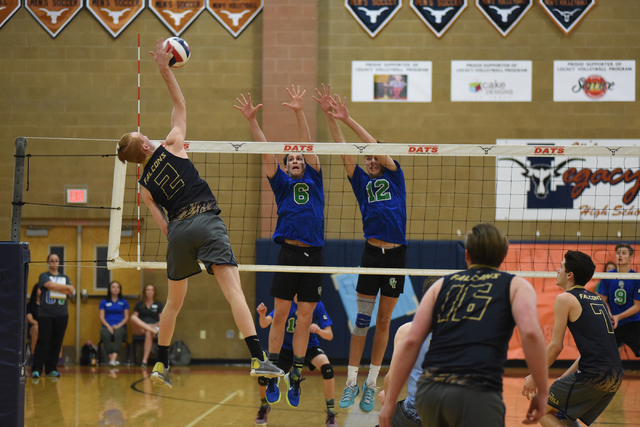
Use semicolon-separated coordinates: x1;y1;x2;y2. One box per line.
391;400;422;427
548;372;617;426
414;379;505;427
166;211;237;281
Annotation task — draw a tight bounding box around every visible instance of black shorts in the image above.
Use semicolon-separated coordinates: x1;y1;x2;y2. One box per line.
271;243;323;303
356;242;407;298
278;346;327;372
614;320;640;356
548;372;618;425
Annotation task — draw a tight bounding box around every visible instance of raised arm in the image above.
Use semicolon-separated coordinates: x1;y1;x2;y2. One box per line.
234;93;278;179
510;277;549;425
150;38;187;157
283;85;320;171
329;95;396;172
313;85;357;178
256;302;273;329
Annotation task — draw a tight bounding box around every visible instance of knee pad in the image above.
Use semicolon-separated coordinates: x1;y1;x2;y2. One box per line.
353;296;376;336
258;376;268;386
320;364;334;380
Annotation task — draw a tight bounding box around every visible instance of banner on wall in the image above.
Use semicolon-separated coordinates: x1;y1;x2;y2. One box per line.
451;61;532;102
344;0;402;38
495;139;640;222
554;60;635;102
539;0;597;36
87;0;145;38
351;61;432;103
26;0;83;38
149;0;205;36
475;0;533;37
410;0;467;38
0;0;21;29
207;0;263;38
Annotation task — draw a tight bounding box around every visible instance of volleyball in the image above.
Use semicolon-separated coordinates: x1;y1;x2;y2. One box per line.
163;37;191;68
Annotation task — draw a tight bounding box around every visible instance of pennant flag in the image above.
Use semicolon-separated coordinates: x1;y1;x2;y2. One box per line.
344;0;402;38
25;0;83;38
207;0;263;38
87;0;145;38
0;0;21;29
475;0;533;37
539;0;596;36
149;0;205;36
410;0;467;38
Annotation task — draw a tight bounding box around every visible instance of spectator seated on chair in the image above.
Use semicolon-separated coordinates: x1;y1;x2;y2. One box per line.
99;281;130;367
130;284;163;367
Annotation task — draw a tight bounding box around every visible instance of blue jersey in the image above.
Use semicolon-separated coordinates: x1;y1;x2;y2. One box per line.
99;298;130;326
349;161;407;245
598;269;640;326
268;165;325;247
269;301;332;350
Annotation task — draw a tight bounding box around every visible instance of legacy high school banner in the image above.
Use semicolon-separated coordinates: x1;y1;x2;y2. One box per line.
495;139;640;222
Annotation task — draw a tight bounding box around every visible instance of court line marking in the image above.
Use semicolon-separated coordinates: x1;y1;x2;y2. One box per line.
184;390;241;427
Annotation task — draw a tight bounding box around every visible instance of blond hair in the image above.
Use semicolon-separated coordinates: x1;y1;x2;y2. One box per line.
117;133;147;164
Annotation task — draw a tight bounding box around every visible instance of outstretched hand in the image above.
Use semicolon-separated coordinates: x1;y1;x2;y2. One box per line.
149;38;171;67
328;95;350;121
312;84;334;113
234;93;262;120
282;85;306;111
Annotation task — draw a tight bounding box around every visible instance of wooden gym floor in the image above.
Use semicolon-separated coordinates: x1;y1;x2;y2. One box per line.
24;365;640;427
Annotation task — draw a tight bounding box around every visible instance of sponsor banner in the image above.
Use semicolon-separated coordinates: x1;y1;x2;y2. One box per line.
149;0;205;36
207;0;263;38
475;0;533;37
344;0;402;38
0;0;21;29
451;61;532;102
87;0;145;38
539;0;596;36
554;60;635;102
26;0;83;38
495;139;640;222
352;61;432;103
409;0;467;38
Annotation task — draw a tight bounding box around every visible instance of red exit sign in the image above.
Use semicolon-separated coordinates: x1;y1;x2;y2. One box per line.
67;189;87;204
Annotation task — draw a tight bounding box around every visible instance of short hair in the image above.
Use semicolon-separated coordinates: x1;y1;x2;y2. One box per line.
421;276;440;298
615;243;634;256
283;153;305;166
106;281;123;299
564;250;596;286
117;133;147;164
465;223;509;268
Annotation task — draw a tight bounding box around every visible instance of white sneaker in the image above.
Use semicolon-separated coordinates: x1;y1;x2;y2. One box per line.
108;360;117;367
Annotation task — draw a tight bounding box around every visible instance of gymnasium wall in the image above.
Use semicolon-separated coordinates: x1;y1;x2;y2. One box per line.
2;1;640;360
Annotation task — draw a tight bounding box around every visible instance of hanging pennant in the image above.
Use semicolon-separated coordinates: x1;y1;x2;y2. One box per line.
475;0;533;37
206;0;263;38
149;0;205;36
539;0;596;36
344;0;402;38
0;0;21;29
410;0;467;38
25;0;83;38
87;0;145;38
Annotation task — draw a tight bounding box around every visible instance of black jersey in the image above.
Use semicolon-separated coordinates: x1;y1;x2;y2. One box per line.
421;266;515;392
567;287;624;392
139;146;219;219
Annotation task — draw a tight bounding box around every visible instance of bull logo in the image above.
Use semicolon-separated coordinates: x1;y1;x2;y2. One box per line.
411;0;467;38
475;0;533;37
500;157;583;208
207;0;263;38
539;0;597;36
150;0;205;36
345;0;402;38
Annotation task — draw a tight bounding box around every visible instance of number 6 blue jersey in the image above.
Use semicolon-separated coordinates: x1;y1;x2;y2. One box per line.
349;160;407;245
268;165;325;247
139;146;219;218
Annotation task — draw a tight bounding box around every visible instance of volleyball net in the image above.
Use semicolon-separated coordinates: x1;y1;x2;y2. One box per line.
107;139;640;281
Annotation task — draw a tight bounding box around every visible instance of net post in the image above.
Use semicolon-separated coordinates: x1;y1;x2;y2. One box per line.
11;137;27;243
107;144;127;267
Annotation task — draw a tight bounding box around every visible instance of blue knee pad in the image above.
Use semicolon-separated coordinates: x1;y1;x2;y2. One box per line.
320;364;334;380
353;296;375;336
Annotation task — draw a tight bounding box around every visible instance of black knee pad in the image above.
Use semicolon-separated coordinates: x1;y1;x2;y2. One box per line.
321;364;334;380
258;376;268;386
